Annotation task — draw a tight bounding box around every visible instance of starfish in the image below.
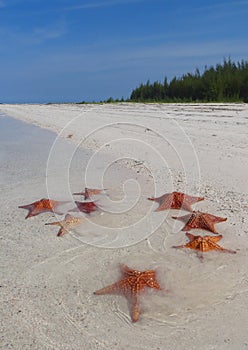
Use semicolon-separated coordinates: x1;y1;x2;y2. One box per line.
172;210;227;234
45;214;83;236
73;187;105;200
148;191;204;212
173;232;236;259
94;263;162;322
18;198;69;219
69;200;97;214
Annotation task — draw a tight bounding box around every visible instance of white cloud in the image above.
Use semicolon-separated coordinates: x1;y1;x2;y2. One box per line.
193;0;248;14
0;22;67;46
26;38;247;76
32;26;66;42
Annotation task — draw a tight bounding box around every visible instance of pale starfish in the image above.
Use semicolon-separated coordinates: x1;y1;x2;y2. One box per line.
94;263;162;322
73;187;106;199
172;210;227;234
69;200;97;214
19;198;69;219
148;191;204;212
45;214;83;236
173;232;236;259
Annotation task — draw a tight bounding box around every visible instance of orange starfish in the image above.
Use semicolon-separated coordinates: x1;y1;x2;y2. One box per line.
18;198;69;219
172;210;227;234
94;264;162;322
69;200;97;214
173;232;236;259
148;191;204;212
73;187;105;199
45;214;83;236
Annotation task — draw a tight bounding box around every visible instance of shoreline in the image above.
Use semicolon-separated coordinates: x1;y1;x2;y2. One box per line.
0;102;248;192
1;105;248;349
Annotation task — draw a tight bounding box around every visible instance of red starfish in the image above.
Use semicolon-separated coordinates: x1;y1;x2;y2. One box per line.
173;232;236;259
18;198;69;219
172;210;227;234
73;187;105;199
69;200;97;214
94;264;162;322
148;191;204;212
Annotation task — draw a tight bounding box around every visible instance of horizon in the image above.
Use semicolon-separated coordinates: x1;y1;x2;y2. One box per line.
1;0;248;103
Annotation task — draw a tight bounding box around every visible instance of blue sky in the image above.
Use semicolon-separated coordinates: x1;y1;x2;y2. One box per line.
0;0;248;103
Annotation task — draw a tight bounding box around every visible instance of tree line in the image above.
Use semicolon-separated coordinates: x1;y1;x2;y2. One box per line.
129;58;248;103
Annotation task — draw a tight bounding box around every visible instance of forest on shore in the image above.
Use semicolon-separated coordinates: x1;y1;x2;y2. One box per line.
128;59;248;103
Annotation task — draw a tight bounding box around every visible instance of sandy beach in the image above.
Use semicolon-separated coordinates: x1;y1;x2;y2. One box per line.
1;103;248;349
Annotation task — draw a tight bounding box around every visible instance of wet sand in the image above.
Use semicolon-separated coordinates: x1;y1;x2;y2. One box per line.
0;104;248;349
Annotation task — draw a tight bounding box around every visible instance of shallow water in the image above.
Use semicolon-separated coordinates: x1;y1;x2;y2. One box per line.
0;114;53;186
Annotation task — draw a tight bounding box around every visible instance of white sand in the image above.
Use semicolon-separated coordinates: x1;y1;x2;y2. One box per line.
1;103;248;349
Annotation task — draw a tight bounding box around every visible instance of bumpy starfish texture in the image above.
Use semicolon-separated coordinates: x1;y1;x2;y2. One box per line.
148;191;204;212
69;200;97;214
173;233;236;258
94;264;162;322
45;214;83;236
18;198;69;219
172;210;227;234
73;187;105;199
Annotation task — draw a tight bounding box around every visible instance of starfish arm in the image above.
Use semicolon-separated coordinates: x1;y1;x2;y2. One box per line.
25;211;35;219
94;280;125;295
24;207;42;219
147;195;163;203
172;213;191;222
181;223;196;231
204;239;235;253
202;221;218;233
18;204;35;219
130;295;140;322
155;195;174;211
175;192;204;211
64;214;72;220
205;213;227;223
73;187;90;199
185;241;202;250
198;215;223;233
221;248;236;254
185;232;197;242
208;235;223;243
120;264;137;275
148;194;174;211
172;244;187;249
184;195;204;204
18;204;32;210
45;221;62;227
57;227;66;237
74;188;105;198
